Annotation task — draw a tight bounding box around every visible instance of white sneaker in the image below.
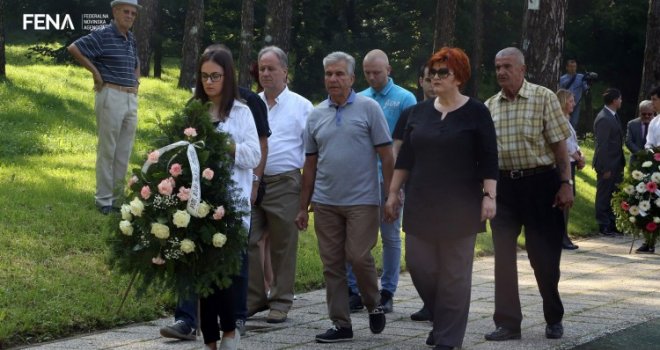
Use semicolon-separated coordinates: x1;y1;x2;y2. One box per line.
218;331;240;350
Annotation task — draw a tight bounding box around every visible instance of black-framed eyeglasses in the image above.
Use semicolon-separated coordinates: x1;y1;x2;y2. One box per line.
201;73;224;83
428;68;452;79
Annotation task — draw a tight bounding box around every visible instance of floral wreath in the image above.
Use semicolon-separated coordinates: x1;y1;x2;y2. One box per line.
107;100;247;298
613;148;660;244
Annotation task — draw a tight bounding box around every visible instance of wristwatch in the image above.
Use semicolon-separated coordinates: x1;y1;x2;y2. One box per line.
252;174;260;182
560;179;574;186
483;191;496;200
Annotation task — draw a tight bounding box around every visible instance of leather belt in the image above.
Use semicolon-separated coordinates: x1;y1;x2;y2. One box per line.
263;169;300;184
103;82;138;94
499;165;555;180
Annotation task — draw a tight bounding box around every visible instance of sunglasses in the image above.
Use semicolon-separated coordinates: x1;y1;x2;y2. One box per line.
428;68;452;79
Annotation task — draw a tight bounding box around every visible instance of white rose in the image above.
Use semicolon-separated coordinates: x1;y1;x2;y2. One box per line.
630;216;637;223
173;210;191;228
121;204;133;220
180;239;195;253
119;220;133;236
197;202;211;218
642;161;653;168
655;198;660;208
130;197;145;217
623;185;636;195
636;182;647;193
629;206;640;216
151;222;170;239
639;200;651;211
632;170;645;181
652;173;660;183
654;217;660;224
212;233;227;248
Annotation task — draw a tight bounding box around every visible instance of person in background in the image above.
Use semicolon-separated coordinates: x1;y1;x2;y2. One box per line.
638;86;660;253
385;47;498;350
626;100;655;165
67;0;141;215
559;59;590;128
484;47;572;342
194;49;261;350
556;89;585;250
391;63;436;322
345;49;416;314
295;51;390;343
593;88;625;236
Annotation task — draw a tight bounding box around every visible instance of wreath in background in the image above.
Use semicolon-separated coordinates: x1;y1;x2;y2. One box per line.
107;100;247;298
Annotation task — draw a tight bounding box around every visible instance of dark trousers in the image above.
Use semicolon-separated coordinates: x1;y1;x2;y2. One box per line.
562;163;577;244
199;284;237;344
490;170;564;330
406;232;476;348
595;167;623;230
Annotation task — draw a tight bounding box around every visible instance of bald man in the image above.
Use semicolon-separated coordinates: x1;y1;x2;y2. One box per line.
345;49;416;314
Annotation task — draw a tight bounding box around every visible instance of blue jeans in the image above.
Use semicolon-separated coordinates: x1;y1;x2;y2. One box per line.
347;181;401;295
174;250;249;328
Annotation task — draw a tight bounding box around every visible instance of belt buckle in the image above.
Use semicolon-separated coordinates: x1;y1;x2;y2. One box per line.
510;170;522;180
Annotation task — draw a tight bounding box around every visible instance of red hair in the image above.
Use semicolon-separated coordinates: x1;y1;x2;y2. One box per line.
427;47;471;89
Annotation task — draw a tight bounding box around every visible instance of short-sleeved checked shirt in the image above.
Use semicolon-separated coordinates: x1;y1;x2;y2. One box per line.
485;80;570;171
73;21;138;87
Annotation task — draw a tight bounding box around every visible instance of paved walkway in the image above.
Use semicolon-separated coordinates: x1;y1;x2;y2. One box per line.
20;236;660;350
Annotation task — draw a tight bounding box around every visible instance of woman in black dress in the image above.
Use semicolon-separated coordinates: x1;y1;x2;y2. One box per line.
385;47;498;350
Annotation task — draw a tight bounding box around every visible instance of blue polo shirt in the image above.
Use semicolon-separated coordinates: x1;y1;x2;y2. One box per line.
359;77;417;135
74;21;138;87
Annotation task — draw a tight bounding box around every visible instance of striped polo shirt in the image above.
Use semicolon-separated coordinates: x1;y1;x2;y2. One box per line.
74;21;138;87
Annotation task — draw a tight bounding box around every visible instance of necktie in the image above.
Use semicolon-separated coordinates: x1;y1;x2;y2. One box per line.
643;123;649;141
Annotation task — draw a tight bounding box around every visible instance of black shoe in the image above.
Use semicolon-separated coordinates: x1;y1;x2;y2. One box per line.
433;346;453;350
562;242;579;250
348;289;364;312
484;327;521;341
411;306;432;322
379;290;393;313
635;243;656;254
368;305;386;334
545;322;563;339
315;326;353;343
99;205;113;215
159;320;196;340
426;331;434;346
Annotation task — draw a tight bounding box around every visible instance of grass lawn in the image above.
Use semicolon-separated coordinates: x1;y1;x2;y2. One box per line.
0;43;599;348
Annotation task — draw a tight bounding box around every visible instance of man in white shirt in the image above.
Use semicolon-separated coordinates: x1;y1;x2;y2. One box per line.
247;46;314;323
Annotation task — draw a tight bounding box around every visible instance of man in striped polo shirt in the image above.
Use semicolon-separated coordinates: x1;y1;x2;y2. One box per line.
68;0;141;215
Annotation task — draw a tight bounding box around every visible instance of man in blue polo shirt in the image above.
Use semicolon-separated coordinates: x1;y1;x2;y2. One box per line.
346;49;416;314
68;0;141;215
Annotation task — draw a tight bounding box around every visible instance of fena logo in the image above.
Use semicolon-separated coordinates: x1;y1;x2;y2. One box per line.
23;14;75;30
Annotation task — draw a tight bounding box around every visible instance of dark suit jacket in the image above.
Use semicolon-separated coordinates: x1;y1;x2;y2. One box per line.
593;107;625;172
625;117;645;164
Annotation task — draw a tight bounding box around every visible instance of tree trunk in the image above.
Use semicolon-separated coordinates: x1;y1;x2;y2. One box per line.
238;0;255;89
152;4;163;79
466;0;483;98
177;0;204;89
521;0;568;89
0;0;6;79
639;0;660;102
133;0;159;77
432;0;457;52
264;0;292;53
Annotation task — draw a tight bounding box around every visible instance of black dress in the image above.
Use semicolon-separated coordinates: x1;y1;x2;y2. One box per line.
397;97;499;237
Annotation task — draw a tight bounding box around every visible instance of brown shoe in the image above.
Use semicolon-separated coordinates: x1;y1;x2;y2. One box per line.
266;309;287;323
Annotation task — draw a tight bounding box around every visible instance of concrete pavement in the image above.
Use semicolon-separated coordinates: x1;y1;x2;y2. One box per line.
18;235;660;349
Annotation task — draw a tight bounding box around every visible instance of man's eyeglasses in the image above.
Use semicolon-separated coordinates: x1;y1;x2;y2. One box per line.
641;112;655;117
122;9;138;16
201;73;224;83
428;68;452;79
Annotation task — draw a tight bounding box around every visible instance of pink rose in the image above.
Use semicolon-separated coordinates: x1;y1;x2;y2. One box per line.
646;222;657;232
213;206;226;220
158;178;174;196
169;163;183;177
177;186;191;201
184;127;198;138
621;201;630;211
140;185;152;199
128;175;139;187
647;181;658;193
202;168;214;180
147;150;160;163
152;256;166;265
654;153;660;161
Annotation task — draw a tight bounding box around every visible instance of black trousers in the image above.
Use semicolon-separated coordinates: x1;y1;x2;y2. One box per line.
595;167;623;230
199;284;237;344
490;170;564;330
